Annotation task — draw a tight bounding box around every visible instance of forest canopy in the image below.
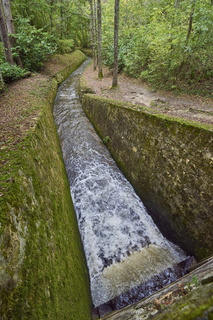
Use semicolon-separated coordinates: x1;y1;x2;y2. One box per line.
0;0;212;94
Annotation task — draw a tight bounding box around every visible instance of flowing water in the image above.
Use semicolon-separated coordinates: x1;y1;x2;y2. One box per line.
53;60;187;310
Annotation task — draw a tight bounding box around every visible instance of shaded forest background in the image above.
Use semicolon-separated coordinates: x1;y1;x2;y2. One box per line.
0;0;213;96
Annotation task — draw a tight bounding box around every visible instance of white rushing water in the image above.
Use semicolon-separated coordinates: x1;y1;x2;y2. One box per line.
53;61;187;307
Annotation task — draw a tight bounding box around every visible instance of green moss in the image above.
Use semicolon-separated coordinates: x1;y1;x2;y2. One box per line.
53;50;86;84
85;94;213;131
0;51;92;319
80;48;93;57
81;93;213;261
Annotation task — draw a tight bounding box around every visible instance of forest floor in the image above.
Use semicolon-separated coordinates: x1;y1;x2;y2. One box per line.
82;64;213;126
0;54;74;198
0;55;67;151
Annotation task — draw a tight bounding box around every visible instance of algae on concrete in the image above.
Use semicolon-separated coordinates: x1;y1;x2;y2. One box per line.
101;282;213;320
0;51;92;319
82;93;213;261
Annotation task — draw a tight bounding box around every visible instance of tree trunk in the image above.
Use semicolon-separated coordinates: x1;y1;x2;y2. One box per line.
89;0;97;70
2;0;14;34
186;0;196;46
60;0;64;39
97;0;103;78
94;0;98;67
2;0;22;66
49;0;55;32
0;0;14;64
112;0;120;88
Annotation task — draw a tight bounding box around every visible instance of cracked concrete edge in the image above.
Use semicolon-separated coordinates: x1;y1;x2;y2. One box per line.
100;256;213;320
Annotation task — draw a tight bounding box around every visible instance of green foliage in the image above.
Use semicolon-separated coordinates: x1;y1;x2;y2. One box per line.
11;0;90;47
0;63;27;83
103;136;110;144
101;0;213;94
68;5;90;47
12;0;51;30
13;17;57;71
57;39;75;54
3;0;212;93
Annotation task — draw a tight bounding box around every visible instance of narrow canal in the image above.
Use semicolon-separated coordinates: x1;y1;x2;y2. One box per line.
53;60;187;315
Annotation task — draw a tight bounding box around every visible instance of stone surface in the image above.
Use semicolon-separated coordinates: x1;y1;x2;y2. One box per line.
82;94;213;261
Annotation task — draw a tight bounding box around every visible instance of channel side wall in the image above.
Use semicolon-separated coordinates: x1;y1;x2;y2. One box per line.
82;94;213;261
0;51;92;320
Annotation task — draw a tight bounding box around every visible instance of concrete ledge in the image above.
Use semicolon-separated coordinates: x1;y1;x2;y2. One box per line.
101;256;213;320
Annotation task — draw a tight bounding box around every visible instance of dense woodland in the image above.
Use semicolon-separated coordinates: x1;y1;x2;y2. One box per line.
0;0;212;95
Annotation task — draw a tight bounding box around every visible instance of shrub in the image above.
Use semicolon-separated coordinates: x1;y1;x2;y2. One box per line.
13;17;57;71
0;63;27;83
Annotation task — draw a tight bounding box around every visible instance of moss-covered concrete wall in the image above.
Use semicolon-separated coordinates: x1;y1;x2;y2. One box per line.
0;51;92;319
82;94;213;261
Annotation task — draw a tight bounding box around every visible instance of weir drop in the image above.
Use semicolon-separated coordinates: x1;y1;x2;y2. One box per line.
53;60;188;315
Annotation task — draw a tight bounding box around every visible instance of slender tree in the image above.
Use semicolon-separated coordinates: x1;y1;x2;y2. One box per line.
94;0;97;66
97;0;103;78
60;0;64;39
112;0;120;87
186;0;196;46
49;0;55;32
2;0;22;66
89;0;97;70
2;0;14;34
0;0;14;64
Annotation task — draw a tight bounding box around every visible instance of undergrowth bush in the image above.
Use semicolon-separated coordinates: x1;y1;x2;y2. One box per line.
13;17;57;71
0;63;27;83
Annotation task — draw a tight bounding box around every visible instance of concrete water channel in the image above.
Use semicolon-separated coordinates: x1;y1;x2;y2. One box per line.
53;60;196;318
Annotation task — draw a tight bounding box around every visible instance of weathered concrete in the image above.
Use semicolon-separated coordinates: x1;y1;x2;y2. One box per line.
0;51;92;319
82;94;213;261
100;257;213;320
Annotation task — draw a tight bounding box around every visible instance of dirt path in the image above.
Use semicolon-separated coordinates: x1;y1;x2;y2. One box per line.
82;65;213;126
